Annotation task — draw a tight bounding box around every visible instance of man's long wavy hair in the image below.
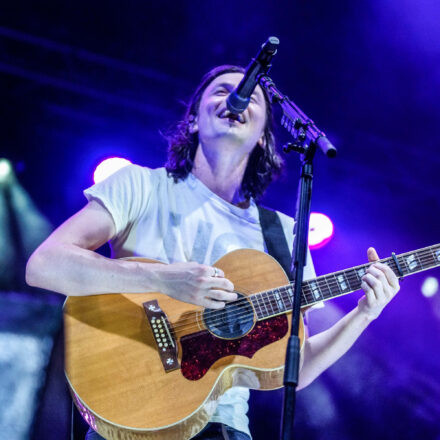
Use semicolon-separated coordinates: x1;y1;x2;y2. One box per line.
164;65;283;201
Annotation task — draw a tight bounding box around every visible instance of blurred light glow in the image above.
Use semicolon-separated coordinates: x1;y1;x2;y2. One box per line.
93;157;132;184
0;159;12;182
309;212;334;249
421;276;439;298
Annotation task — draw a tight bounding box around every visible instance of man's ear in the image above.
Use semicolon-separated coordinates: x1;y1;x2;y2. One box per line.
189;123;198;134
188;115;198;134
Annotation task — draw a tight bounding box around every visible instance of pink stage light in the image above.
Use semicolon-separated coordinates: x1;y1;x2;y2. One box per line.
93;157;132;184
309;212;334;249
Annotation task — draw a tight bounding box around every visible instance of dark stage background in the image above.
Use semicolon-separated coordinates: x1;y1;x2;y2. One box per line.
0;1;439;439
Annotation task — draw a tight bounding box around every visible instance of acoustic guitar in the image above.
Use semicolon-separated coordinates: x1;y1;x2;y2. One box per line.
65;244;440;439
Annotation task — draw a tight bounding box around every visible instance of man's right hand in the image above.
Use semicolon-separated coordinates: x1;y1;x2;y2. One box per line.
151;262;237;309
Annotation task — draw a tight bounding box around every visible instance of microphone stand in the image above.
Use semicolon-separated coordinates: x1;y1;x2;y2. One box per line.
258;75;337;439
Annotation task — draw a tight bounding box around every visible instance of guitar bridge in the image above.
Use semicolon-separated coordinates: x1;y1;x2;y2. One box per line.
143;300;179;372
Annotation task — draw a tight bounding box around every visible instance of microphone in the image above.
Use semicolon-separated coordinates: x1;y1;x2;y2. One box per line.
226;37;279;115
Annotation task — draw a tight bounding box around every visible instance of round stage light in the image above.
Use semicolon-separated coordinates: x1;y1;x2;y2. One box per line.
0;159;12;182
309;212;334;249
421;276;439;298
93;157;132;184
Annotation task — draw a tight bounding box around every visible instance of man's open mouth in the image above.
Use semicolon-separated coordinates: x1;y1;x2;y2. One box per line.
218;109;245;124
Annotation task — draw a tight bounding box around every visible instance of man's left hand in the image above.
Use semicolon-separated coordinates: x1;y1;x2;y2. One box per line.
358;247;400;320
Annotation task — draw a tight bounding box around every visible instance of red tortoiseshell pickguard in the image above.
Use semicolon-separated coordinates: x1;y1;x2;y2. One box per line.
180;315;288;381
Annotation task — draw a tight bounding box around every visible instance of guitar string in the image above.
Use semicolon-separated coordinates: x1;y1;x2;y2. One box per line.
169;271;384;335
171;248;437;328
166;249;439;333
164;248;439;334
168;250;439;334
170;268;386;334
169;289;296;334
169;272;414;335
169;266;425;335
159;251;440;342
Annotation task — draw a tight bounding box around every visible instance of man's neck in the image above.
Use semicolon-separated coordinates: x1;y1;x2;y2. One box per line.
191;142;250;207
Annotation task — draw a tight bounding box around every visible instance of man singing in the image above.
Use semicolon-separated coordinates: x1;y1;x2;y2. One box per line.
26;65;400;439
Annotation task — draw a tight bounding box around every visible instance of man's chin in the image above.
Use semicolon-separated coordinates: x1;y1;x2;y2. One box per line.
202;133;256;152
213;130;247;144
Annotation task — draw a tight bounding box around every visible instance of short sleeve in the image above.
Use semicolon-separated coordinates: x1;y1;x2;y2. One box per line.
83;164;152;237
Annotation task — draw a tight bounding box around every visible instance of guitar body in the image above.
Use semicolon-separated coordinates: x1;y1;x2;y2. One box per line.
65;249;304;440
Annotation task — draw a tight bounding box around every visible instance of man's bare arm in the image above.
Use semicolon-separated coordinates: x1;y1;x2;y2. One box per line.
26;200;236;308
297;248;400;390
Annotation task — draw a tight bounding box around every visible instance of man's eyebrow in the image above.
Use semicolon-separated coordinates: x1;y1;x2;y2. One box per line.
211;82;235;91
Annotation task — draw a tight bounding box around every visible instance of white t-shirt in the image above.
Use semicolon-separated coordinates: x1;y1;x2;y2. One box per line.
84;164;316;437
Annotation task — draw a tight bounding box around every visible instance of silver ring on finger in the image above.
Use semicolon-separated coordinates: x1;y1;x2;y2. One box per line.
213;267;220;278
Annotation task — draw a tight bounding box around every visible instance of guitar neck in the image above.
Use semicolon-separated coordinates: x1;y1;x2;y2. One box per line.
249;244;440;320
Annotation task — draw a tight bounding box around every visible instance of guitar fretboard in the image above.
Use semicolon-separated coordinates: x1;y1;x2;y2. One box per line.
249;244;440;320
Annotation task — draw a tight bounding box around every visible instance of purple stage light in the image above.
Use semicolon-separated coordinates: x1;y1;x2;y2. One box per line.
93;157;132;184
309;212;334;249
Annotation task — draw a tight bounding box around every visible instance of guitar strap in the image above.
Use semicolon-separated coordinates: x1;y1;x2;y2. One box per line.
257;205;293;281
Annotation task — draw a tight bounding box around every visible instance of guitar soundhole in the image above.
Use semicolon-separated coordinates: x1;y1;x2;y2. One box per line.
203;292;255;339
